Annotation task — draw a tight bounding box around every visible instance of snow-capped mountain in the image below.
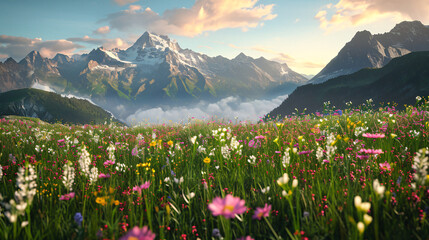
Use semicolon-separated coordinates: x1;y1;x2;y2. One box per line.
0;31;308;118
311;21;429;84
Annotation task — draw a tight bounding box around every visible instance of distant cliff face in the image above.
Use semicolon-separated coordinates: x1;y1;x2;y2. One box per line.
5;97;54;121
310;21;429;84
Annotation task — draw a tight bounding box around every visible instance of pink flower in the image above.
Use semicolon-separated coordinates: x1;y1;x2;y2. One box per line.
208;194;247;219
59;192;75;201
379;161;391;171
103;160;115;167
359;149;383;154
255;135;265;139
119;226;156;240
237;236;255;240
362;133;385;138
99;173;111;178
253;204;271;220
133;181;151;194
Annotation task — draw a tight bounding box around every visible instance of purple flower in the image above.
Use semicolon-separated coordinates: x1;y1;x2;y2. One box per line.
59;192;75;201
74;212;83;226
120;226;156;240
208;194;247;219
253;203;272;220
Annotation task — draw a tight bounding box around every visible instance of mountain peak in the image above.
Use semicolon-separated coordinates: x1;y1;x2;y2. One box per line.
391;20;427;35
130;31;179;51
4;57;17;65
234;52;252;62
351;30;372;41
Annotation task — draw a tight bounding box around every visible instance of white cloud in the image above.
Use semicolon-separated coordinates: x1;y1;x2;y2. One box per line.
126;94;288;125
102;0;277;37
315;0;429;31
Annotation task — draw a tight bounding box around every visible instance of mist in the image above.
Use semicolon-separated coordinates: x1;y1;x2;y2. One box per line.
126;94;288;125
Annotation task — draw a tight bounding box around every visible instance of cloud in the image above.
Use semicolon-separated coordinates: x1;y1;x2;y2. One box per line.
113;0;139;6
228;43;241;49
94;26;110;35
0;35;83;60
102;0;277;37
315;0;429;30
126;94;288;125
67;36;130;49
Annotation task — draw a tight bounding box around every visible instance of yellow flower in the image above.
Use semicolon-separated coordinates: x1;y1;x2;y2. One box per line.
114;200;120;205
390;133;397;138
149;141;156;147
166;205;171;215
96;197;107;206
203;157;211;164
343;137;349;142
109;187;115;194
167;140;173;146
273;138;279;143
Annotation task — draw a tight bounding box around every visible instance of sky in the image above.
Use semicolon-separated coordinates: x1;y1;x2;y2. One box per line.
1;0;429;75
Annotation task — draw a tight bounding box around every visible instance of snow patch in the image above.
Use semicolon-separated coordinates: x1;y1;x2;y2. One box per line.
93;65;125;72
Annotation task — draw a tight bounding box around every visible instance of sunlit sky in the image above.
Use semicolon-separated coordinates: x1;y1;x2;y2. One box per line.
1;0;428;75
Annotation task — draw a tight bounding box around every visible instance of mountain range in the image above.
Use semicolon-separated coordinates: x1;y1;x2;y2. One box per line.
310;21;429;84
269;51;429;118
0;32;307;119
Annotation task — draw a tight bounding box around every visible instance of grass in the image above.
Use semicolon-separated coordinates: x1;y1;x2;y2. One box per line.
0;98;428;240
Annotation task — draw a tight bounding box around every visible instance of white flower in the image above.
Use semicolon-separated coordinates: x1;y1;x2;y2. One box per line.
292;179;298;188
357;222;365;235
363;214;373;225
261;186;270;194
174;176;184;184
373;179;385;197
62;163;75;191
21;221;29;228
248;155;257;165
186;192;195;200
88;167;98;185
282;150;290;167
277;173;289;186
190;136;197;144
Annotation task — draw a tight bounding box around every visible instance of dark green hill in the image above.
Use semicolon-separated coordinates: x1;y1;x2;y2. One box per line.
0;88;119;125
269;51;429;118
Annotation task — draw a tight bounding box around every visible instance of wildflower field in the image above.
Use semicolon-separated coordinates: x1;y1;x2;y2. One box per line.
0;100;428;240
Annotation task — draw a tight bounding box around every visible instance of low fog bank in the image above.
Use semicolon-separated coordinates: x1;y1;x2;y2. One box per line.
126;95;288;125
